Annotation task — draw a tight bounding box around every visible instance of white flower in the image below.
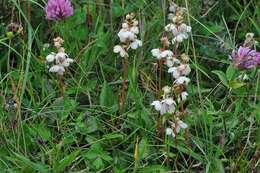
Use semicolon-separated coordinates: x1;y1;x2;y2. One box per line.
165;24;176;32
129;39;142;50
122;23;128;29
151;98;176;115
151;101;162;111
166;128;175;137
151;49;161;58
186;26;192;33
245;32;254;39
168;67;180;79
166;23;191;43
161;50;173;58
132;19;138;26
175;76;190;85
118;30;135;42
130;26;139;34
62;58;74;67
178;64;191;76
175;34;184;42
113;45;128;57
55;52;67;63
168;64;191;79
162;86;171;95
151;49;173;59
46;53;55;62
168;13;175;20
49;65;65;75
169;3;178;12
172;119;188;133
177;91;188;102
160;98;176;115
165;56;180;67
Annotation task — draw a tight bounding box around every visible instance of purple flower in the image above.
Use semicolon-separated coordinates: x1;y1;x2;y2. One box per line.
231;46;260;70
45;0;73;21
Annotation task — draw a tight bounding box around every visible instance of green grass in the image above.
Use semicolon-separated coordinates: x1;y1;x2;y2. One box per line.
0;0;259;172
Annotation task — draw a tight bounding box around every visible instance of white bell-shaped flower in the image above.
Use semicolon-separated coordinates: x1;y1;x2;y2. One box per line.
129;39;142;50
113;45;128;57
49;65;65;75
172;118;188;133
175;76;190;85
46;53;55;62
166;128;175;137
151;100;162;112
177;91;188;102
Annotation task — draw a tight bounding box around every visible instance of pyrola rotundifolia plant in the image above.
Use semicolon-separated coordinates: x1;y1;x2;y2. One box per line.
46;37;74;96
151;1;191;139
113;13;142;112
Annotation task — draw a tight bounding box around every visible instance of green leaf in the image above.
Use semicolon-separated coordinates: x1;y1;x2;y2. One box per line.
226;65;236;81
36;123;51;141
212;159;225;173
228;80;245;89
93;157;104;170
55;150;80;172
212;70;228;87
102;133;124;140
138;138;149;160
99;82;117;108
112;5;124;17
11;153;49;173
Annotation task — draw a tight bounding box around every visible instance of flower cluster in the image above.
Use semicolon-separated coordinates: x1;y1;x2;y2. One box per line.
45;0;74;21
165;2;191;43
230;33;260;70
151;2;191;139
166;118;188;138
151;86;176;115
113;13;142;58
46;37;74;75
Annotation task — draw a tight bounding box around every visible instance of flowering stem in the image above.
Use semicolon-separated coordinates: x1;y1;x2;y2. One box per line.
120;57;128;113
59;75;65;97
173;42;179;56
159;60;162;93
156;113;161;139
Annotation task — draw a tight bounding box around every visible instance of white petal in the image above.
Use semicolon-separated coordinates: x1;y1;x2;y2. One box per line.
49;65;65;74
132;20;138;26
161;50;173;58
55;52;67;63
175;76;190;85
130;26;139;34
181;92;188;101
166;128;174;137
67;58;74;63
114;45;123;53
129;39;142;50
164;98;175;105
46;54;55;62
118;30;135;42
179;121;188;129
168;13;175;20
151;49;161;59
186;26;192;32
168;67;180;79
122;23;128;29
176;126;181;133
176;34;184;42
151;101;162;111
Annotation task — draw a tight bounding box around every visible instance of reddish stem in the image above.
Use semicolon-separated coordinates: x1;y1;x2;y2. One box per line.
120;57;128;113
59;75;65;97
